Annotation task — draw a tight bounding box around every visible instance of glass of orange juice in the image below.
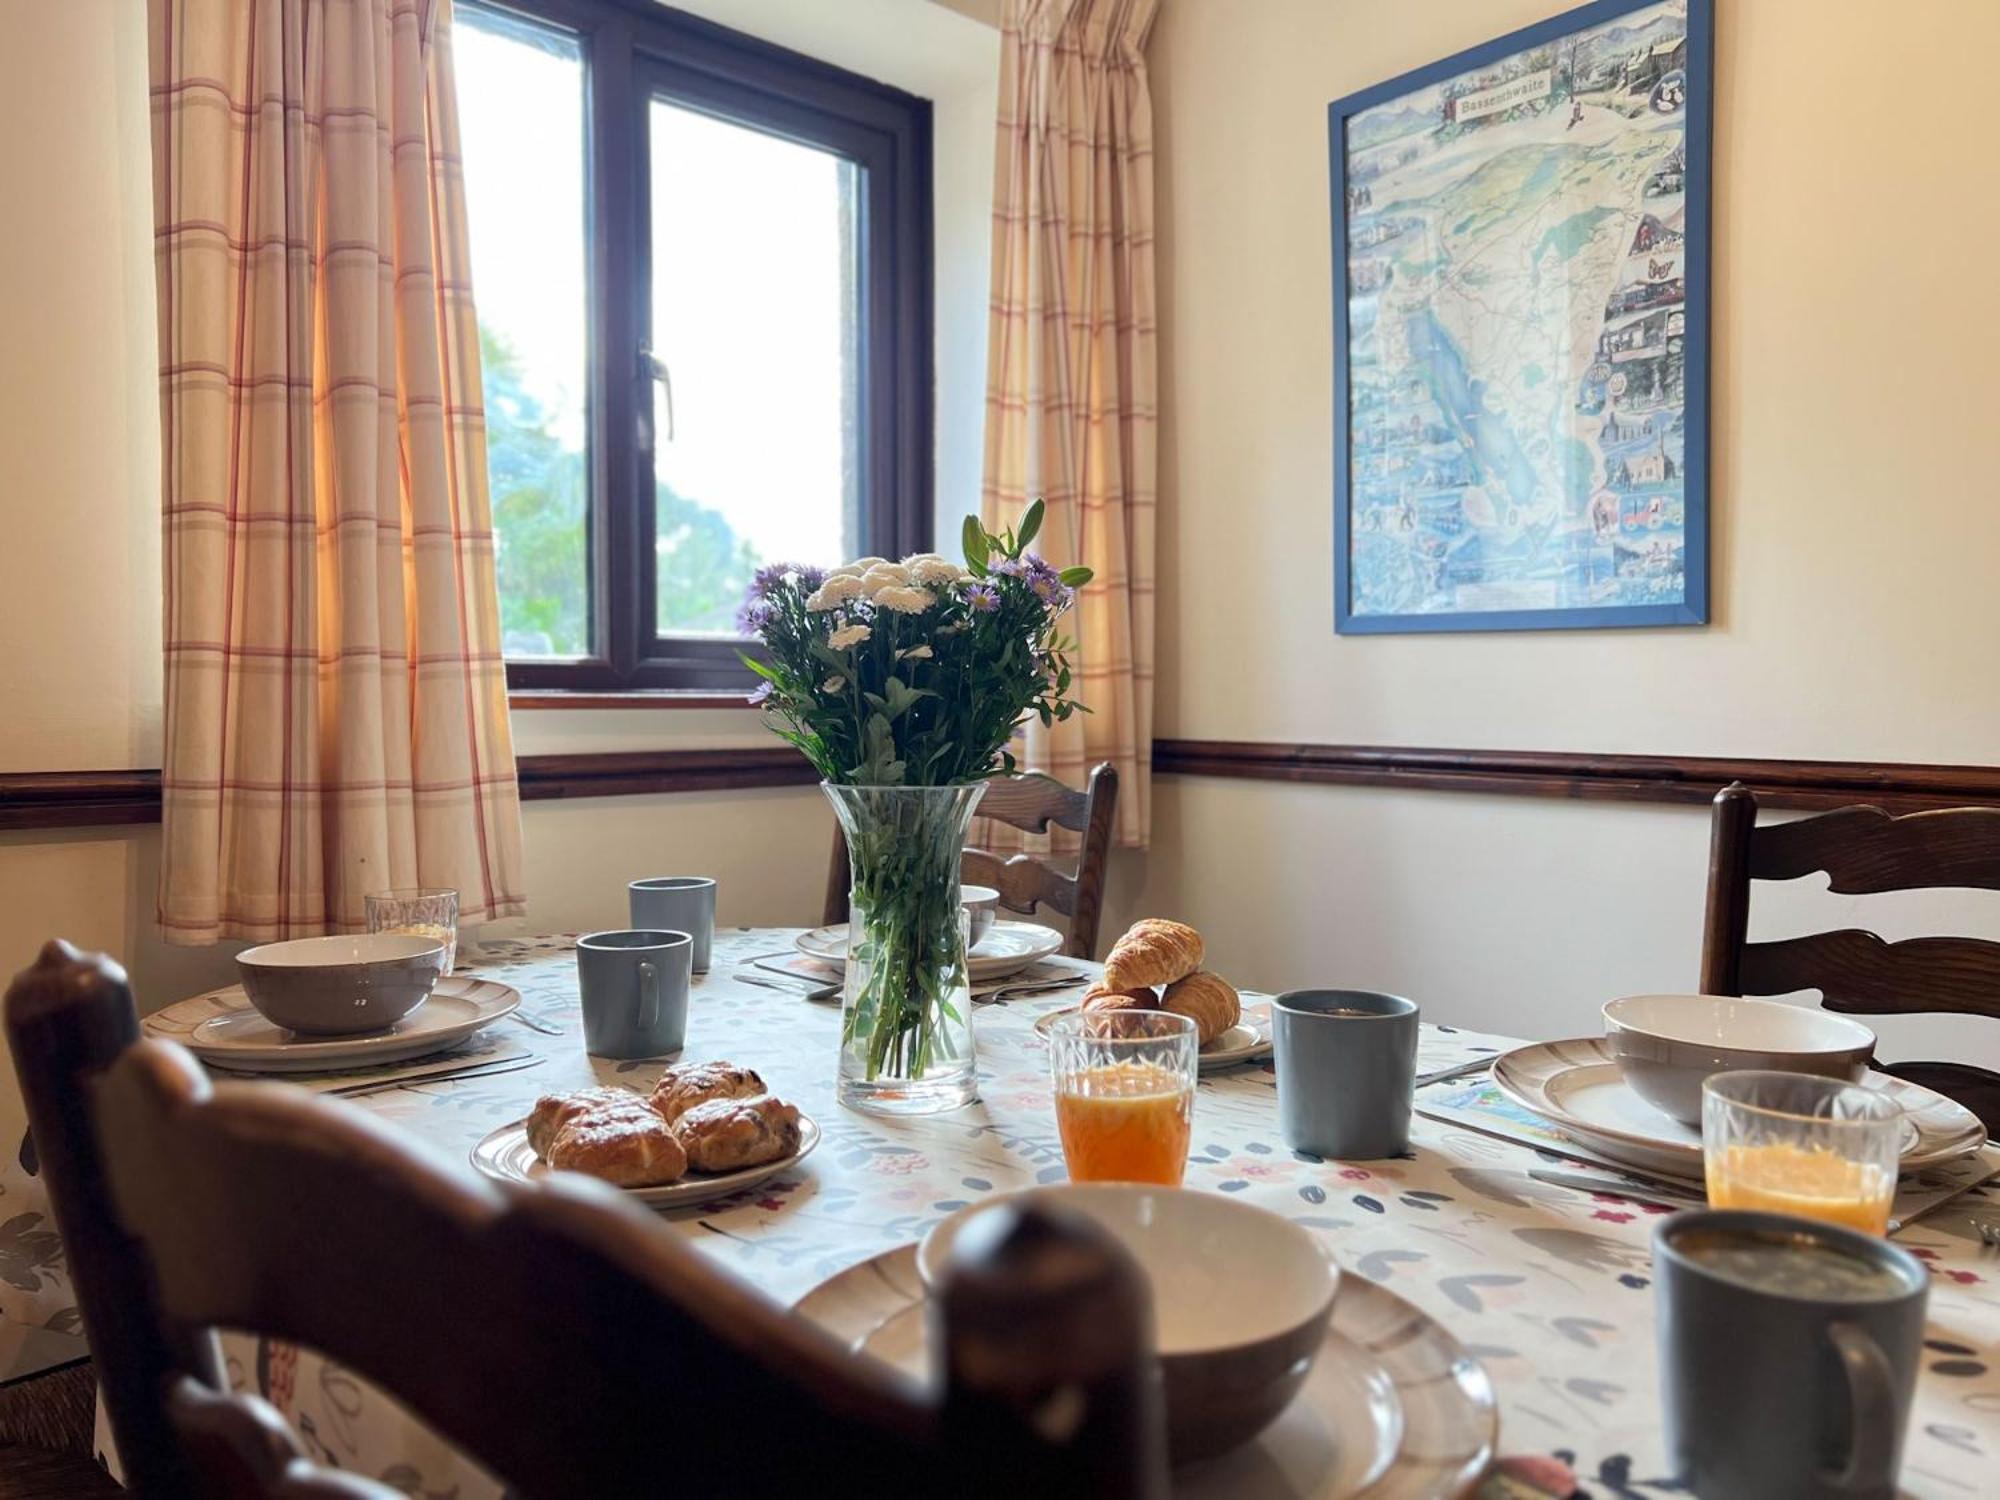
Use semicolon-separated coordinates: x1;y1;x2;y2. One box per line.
1702;1071;1903;1235
1049;1010;1198;1186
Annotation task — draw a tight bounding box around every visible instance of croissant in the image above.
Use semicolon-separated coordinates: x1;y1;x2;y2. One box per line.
1081;982;1158;1014
651;1060;767;1124
1162;970;1241;1046
545;1108;688;1187
525;1088;656;1157
1102;919;1204;991
674;1095;802;1173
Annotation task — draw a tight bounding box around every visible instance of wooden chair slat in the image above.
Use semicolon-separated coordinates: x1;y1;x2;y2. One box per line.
1749;804;2000;893
1739;931;2000;1019
6;943;1162;1500
1700;784;2000;1133
963;849;1078;919
825;765;1119;958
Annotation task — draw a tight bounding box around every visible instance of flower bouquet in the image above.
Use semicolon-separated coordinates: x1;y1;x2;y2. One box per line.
741;504;1090;1113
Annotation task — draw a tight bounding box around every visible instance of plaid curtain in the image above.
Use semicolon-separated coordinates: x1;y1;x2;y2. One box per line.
981;0;1159;852
150;0;525;943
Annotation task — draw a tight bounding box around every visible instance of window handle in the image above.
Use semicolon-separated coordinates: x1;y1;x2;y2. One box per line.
639;345;674;443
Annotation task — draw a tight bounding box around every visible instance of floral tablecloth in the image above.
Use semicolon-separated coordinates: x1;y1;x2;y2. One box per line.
68;932;2000;1496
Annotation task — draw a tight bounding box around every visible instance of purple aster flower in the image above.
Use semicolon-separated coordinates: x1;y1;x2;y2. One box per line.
988;556;1028;579
963;581;1002;613
735;597;776;634
1023;551;1060;584
795;564;828;591
747;680;774;706
1030;572;1064;605
749;562;791;599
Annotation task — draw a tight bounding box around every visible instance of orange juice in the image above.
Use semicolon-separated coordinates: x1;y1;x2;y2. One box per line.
1054;1061;1192;1185
1705;1141;1895;1235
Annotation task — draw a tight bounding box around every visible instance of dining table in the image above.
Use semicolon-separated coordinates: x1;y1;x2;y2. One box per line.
68;928;2000;1497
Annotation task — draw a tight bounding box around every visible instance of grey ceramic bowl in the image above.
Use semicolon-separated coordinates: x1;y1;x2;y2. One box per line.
1603;993;1876;1127
961;885;1000;948
235;933;448;1036
917;1184;1338;1462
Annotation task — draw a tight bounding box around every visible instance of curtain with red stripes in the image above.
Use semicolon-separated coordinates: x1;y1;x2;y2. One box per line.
149;0;525;942
980;0;1159;853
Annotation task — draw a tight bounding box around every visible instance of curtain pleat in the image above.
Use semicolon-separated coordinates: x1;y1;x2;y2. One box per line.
150;0;525;942
980;0;1158;852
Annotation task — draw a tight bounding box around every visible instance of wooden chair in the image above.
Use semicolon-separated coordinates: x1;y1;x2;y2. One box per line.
4;940;1165;1500
1699;782;2000;1132
824;766;1120;959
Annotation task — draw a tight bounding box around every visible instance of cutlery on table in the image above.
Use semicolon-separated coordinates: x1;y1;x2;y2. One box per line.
974;973;1091;1005
327;1056;546;1099
734;971;841;1003
507;1010;565;1036
1415;1055;1498;1088
1529;1166;1705;1211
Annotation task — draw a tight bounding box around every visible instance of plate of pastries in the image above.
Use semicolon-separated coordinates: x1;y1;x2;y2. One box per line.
1033;918;1273;1071
469;1059;818;1207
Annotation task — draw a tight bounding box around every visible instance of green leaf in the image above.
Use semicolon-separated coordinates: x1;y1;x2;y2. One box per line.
1058;566;1093;587
961;515;991;573
1017;498;1045;552
739;653;783;682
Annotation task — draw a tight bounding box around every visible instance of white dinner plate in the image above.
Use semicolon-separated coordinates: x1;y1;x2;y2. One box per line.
1493;1037;1986;1180
793;1244;1495;1498
469;1111;821;1210
796;919;1064;982
1034;1000;1275;1073
147;976;522;1074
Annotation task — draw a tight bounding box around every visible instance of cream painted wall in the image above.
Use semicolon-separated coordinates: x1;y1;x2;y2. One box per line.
1103;0;2000;1068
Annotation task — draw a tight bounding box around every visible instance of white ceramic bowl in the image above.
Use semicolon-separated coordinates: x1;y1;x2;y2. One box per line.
1603;993;1875;1127
918;1184;1338;1461
235;933;447;1036
960;884;1000;948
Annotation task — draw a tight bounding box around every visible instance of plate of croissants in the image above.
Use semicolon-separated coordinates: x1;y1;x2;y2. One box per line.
1033;919;1273;1071
469;1060;818;1207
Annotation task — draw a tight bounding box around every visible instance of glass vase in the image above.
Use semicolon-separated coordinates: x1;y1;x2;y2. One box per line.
823;781;985;1115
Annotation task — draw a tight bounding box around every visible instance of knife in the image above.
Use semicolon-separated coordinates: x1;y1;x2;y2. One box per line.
326;1056;547;1098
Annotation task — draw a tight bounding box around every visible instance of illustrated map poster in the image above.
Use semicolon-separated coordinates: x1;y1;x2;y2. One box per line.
1331;0;1709;632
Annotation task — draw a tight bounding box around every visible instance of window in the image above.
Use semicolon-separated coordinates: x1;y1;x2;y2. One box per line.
455;0;934;690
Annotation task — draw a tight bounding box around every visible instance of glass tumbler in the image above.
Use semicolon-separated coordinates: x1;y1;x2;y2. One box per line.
364;887;460;974
1048;1010;1198;1186
1702;1070;1903;1236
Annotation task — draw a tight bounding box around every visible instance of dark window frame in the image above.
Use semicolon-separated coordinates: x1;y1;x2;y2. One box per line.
463;0;935;693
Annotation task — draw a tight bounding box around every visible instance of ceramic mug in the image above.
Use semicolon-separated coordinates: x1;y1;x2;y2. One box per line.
628;877;716;972
1272;989;1419;1160
576;929;690;1059
1653;1209;1928;1500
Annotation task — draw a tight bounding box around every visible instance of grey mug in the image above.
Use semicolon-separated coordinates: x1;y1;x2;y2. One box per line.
576;929;691;1059
1273;989;1419;1160
628;877;716;973
1654;1209;1928;1500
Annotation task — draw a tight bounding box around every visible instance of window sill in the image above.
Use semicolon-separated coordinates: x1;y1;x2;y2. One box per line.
508;690;758;712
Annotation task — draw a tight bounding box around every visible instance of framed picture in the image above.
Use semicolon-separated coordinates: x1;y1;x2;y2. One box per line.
1329;0;1711;633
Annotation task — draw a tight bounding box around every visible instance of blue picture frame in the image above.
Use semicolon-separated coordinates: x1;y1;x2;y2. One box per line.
1329;0;1712;634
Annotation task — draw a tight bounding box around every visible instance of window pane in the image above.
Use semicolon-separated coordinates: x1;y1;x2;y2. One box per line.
649;101;863;636
457;8;590;659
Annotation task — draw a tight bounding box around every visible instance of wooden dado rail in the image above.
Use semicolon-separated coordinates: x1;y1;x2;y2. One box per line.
3;742;1997;832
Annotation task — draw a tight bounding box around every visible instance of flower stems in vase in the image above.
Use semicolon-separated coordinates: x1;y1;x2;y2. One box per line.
739;504;1091;1116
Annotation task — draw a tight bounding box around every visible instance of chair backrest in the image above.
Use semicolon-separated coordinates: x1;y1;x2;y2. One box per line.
1698;782;2000;1017
5;941;1164;1500
824;765;1120;958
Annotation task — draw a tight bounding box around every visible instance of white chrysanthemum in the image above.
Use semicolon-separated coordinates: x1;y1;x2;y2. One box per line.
858;562;913;593
821;675;846;692
897;644;934;660
805;574;865;611
872;585;936;614
902;553;969;586
827;622;872;649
